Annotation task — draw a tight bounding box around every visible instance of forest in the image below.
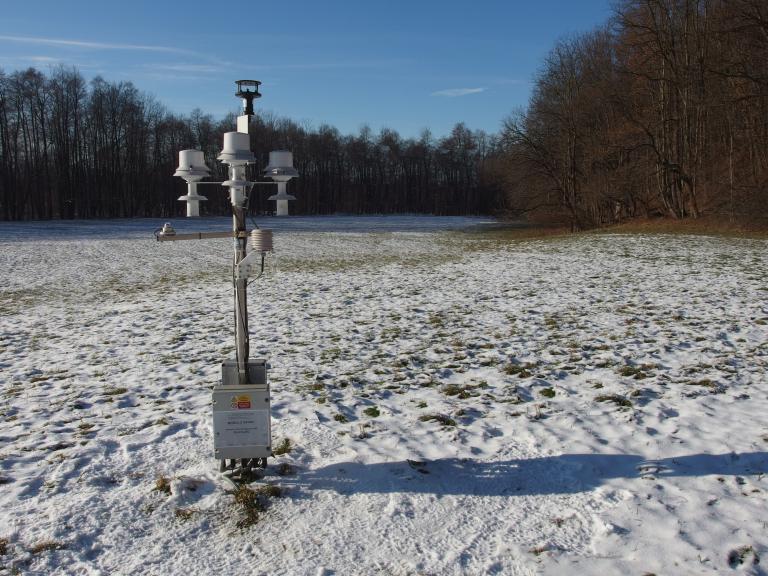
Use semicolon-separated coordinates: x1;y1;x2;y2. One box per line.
0;67;501;220
498;0;768;229
1;0;767;227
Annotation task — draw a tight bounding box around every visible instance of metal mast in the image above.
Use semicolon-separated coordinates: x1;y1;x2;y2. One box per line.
219;80;261;385
160;80;295;479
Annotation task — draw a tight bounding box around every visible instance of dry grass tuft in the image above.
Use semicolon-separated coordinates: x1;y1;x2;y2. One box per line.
272;438;292;456
418;413;457;427
594;217;768;239
154;475;172;495
174;508;194;521
29;540;66;554
595;394;633;408
229;483;283;529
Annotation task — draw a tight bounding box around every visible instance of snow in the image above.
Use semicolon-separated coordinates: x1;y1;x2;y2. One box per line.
1;216;767;575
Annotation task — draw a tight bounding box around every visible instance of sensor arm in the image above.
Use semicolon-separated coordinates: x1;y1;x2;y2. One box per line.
155;231;234;242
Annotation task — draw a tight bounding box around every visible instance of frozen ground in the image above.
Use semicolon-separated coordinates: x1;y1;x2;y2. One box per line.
1;216;767;575
0;215;498;241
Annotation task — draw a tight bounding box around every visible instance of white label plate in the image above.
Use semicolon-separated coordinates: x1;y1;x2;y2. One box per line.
213;409;270;448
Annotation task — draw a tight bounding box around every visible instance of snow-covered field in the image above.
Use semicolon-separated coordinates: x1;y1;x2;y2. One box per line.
1;216;767;575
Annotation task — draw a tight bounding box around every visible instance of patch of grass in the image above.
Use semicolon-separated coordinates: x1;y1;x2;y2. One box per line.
539;387;556;398
103;387;128;396
231;485;264;529
320;347;341;361
443;383;464;397
230;484;283;529
0;537;7;555
363;406;381;417
529;544;549;556
728;545;759;568
687;378;716;388
428;313;445;327
381;327;402;340
256;484;282;498
154;475;172;495
174;508;194;521
595;394;633;408
618;365;652;380
500;393;525;404
276;463;294;476
503;363;535;378
29;540;66;554
333;413;348;423
442;382;485;398
594;216;768;238
272;438;292;456
418;413;456;427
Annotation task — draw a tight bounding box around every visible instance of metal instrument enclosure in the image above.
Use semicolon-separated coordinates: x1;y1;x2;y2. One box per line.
212;359;271;459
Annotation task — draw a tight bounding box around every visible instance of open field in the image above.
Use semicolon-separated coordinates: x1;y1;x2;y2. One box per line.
1;216;767;575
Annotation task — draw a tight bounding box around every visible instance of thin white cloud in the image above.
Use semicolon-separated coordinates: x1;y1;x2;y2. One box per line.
431;87;486;97
0;34;191;54
0;55;58;62
26;55;61;63
0;54;104;70
140;63;222;74
140;72;208;82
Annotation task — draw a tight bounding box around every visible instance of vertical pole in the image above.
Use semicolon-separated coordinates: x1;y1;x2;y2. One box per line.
231;164;249;384
276;182;288;216
188;182;199;217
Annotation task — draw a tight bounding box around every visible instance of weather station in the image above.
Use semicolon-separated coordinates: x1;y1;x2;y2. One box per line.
155;80;299;480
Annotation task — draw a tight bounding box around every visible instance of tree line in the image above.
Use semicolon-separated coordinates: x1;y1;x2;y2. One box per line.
0;67;501;220
3;0;767;227
498;0;768;229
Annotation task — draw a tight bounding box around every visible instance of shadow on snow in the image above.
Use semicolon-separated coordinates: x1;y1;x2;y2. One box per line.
283;452;768;497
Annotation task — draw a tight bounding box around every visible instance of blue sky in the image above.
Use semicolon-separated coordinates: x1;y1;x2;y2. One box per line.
0;0;612;138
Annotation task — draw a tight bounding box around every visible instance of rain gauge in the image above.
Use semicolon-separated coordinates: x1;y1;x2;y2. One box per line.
156;80;299;479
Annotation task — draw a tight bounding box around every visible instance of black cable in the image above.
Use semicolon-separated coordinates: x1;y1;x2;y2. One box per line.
246;182;260;230
246;255;266;288
233;236;250;365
